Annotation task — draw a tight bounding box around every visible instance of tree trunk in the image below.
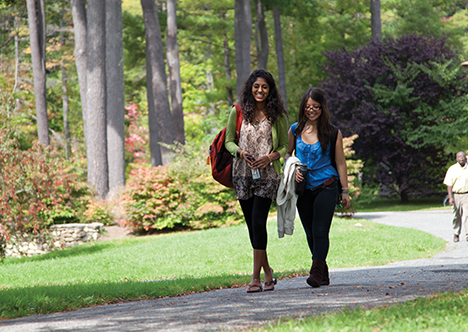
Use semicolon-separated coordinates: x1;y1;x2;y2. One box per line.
166;0;185;145
273;7;287;111
141;0;174;159
86;0;108;198
145;45;163;166
60;10;71;159
13;16;20;92
223;34;234;106
254;0;268;70
26;0;49;146
370;0;382;41
400;189;409;203
71;0;88;163
234;0;252;97
106;0;126;191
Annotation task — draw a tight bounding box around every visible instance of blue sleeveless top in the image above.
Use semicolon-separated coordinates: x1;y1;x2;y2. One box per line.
291;122;339;189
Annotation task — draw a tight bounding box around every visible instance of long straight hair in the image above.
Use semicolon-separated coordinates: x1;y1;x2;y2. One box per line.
295;88;333;154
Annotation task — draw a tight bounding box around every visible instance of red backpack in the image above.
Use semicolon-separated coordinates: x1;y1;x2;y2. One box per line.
208;104;243;188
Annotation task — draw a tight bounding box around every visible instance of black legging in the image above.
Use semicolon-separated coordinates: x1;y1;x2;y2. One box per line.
296;181;339;262
239;195;272;250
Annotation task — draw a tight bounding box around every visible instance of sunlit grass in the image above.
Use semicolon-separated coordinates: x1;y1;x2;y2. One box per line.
355;196;448;212
256;290;468;332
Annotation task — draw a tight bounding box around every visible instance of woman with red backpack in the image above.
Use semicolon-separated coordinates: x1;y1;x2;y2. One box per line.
225;69;289;293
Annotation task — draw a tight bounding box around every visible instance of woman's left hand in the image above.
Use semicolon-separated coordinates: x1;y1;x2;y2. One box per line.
252;155;271;169
340;193;351;209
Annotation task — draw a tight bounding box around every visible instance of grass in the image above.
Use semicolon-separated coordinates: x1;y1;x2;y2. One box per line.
354;196;449;212
0;216;446;320
256;290;468;332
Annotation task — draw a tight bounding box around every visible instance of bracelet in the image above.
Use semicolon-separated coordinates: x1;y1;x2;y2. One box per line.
240;150;244;159
342;191;349;195
342;187;349;190
267;154;272;163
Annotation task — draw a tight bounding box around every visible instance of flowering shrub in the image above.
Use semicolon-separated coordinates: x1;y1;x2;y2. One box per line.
84;199;114;226
167;142;241;229
124;103;149;164
121;164;189;231
120;142;241;233
0;128;93;258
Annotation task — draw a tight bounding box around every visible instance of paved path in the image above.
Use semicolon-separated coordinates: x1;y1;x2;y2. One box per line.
1;210;468;332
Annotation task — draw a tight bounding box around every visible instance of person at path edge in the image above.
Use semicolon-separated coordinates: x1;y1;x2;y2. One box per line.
225;69;289;293
443;151;468;242
285;88;350;288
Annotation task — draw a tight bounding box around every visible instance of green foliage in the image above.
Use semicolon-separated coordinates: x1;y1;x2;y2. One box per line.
121;164;188;231
121;142;241;232
334;134;363;216
0;131;92;231
167;142;241;229
83;199;114;226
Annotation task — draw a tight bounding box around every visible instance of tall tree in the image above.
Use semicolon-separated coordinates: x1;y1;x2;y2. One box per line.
273;6;287;111
141;0;174;163
60;9;70;159
370;0;381;40
166;0;185;144
254;0;269;70
223;33;234;106
86;0;108;198
13;15;20;91
106;0;126;190
70;0;88;159
26;0;49;146
234;0;252;96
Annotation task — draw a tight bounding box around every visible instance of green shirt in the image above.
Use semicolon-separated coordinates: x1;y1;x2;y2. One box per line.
225;106;289;175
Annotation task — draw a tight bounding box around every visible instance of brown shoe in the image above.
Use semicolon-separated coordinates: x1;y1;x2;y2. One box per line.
307;260;326;288
454;234;460;242
321;263;330;286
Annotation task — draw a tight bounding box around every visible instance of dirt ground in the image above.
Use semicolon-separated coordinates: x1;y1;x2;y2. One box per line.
98;225;133;242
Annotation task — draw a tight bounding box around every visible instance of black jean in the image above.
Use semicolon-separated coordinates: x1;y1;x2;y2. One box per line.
296;180;339;262
239;195;272;250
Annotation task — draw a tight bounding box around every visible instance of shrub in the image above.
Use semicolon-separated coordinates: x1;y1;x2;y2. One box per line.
0;129;93;258
167;142;241;229
120;143;242;233
121;164;189;231
334;134;363;217
84;199;114;226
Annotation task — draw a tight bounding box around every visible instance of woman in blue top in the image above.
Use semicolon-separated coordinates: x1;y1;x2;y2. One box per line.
285;88;350;288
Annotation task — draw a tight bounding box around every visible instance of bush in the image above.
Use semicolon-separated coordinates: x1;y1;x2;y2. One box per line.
120;143;242;233
334;134;363;217
0;129;94;256
120;164;189;231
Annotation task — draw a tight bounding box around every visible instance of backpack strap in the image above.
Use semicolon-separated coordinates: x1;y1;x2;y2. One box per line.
233;104;243;139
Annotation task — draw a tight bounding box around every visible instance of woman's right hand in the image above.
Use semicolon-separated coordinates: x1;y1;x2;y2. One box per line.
295;169;304;183
241;150;256;168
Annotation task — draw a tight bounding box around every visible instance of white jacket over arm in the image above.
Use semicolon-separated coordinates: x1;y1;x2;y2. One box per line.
276;156;301;238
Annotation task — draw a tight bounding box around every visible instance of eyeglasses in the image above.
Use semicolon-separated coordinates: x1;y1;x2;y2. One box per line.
305;105;322;111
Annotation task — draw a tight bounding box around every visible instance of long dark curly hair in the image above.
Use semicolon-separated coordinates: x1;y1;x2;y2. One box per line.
238;69;288;124
296;88;333;154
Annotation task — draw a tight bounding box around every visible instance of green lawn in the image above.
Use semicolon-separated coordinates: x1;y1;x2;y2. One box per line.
256;290;468;332
0;215;446;319
354;196;448;212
